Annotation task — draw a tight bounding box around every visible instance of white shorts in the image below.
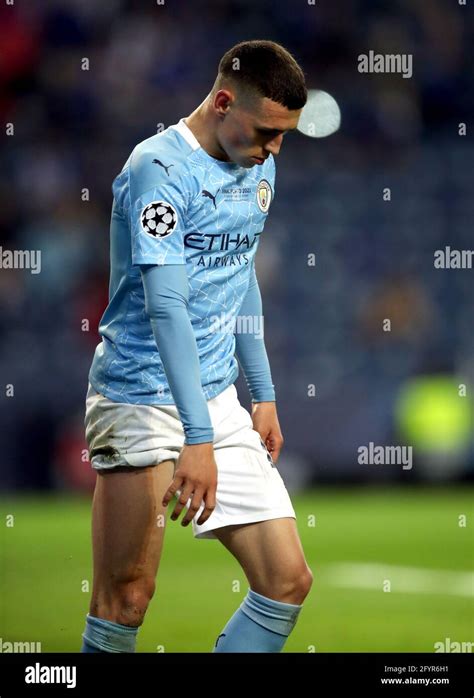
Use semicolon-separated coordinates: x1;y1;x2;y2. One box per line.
84;382;296;539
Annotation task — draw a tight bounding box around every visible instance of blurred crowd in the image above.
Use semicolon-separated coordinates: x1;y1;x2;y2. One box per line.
0;0;472;490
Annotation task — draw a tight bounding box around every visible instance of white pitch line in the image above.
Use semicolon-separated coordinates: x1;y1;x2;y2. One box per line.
320;563;474;597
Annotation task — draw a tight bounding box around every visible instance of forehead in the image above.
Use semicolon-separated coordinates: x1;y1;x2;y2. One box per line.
247;96;301;130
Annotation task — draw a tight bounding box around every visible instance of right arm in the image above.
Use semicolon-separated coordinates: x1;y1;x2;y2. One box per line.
141;263;213;446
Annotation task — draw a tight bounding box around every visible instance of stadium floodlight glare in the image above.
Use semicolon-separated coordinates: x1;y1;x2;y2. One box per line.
297;89;341;138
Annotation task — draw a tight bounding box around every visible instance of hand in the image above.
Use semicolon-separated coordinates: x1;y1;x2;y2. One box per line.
251;401;284;464
162;442;217;527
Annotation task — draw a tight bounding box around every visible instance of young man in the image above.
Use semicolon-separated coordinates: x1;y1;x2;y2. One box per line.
82;39;313;653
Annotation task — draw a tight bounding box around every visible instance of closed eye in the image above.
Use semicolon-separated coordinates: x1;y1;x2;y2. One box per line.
256;127;297;137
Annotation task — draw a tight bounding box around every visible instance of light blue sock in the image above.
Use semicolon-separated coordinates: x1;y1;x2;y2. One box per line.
80;613;139;653
212;588;302;653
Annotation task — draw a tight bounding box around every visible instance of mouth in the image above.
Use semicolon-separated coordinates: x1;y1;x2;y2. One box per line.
252;156;267;165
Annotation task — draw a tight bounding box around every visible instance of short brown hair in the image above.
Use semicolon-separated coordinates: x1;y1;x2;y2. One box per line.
216;40;307;110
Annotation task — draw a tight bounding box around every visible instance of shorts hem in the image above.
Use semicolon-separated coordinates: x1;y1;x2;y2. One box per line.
193;510;297;540
91;451;179;471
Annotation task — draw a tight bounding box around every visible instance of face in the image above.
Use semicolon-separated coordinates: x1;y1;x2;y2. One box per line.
215;90;302;168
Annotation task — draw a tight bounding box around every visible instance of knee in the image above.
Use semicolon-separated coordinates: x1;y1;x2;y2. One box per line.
91;576;156;627
259;564;314;605
286;565;313;604
115;579;156;626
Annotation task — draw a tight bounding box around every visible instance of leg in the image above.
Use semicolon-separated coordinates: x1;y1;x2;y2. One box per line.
82;460;175;650
212;517;313;652
214;517;313;604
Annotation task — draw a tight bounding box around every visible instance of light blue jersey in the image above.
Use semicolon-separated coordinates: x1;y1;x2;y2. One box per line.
89;118;276;405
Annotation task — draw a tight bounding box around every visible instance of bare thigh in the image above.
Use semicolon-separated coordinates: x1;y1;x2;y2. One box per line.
89;459;175;624
213;517;313;604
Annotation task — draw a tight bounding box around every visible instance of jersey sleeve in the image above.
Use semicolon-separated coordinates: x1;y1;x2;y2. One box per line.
127;149;190;266
235;262;276;403
140;263;214;445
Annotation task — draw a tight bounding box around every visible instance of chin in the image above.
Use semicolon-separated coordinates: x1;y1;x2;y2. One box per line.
244;156;259;168
230;151;255;168
232;160;253;169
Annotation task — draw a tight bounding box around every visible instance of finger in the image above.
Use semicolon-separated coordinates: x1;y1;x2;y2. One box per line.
170;483;195;521
180;489;206;527
162;475;184;507
196;487;217;526
268;437;283;464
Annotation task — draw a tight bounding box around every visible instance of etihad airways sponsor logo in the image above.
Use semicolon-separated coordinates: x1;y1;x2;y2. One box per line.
184;231;261;252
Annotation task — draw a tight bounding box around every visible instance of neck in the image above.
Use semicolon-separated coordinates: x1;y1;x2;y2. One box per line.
184;97;231;162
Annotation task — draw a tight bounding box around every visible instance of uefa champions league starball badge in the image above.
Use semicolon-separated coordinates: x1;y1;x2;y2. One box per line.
257;179;272;213
140;201;178;238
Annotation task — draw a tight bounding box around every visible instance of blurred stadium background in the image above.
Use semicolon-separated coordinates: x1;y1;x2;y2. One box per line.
0;0;472;652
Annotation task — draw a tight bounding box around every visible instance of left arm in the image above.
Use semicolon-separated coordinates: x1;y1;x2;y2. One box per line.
235;263;284;463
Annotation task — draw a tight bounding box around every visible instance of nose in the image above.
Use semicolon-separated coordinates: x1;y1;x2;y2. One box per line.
265;133;284;156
